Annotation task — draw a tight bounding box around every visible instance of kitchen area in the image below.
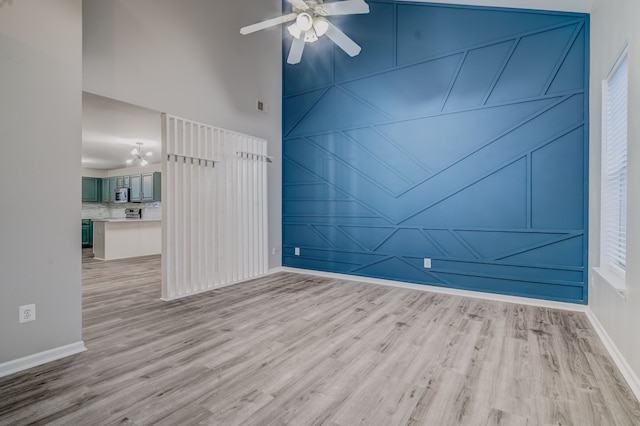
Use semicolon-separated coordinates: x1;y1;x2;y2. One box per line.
81;92;163;261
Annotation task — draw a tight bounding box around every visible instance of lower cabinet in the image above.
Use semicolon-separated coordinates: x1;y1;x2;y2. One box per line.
82;219;93;248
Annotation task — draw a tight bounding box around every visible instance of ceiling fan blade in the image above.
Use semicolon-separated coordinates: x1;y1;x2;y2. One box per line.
320;0;369;16
240;13;298;35
323;20;361;57
287;36;306;64
287;0;309;10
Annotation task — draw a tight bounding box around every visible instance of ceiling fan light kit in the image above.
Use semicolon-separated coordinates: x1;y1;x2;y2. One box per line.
240;0;370;64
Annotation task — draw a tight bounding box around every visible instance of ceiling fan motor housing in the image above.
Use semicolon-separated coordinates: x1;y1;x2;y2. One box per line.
296;12;314;31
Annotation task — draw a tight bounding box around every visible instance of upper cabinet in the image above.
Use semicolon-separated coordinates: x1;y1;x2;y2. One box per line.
81;177;100;202
129;174;141;202
83;172;161;203
130;172;161;202
142;172;161;201
116;175;130;188
101;177;116;203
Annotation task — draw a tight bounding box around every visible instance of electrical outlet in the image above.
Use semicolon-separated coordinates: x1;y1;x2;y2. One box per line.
423;258;432;268
19;304;36;323
295;247;300;256
272;247;280;256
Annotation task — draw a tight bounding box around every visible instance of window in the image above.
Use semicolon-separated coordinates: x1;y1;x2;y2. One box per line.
600;47;628;288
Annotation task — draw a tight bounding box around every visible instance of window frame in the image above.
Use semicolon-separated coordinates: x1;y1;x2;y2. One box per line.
598;44;629;291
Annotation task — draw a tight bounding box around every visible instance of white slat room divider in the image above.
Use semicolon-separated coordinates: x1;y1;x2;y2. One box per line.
161;114;269;300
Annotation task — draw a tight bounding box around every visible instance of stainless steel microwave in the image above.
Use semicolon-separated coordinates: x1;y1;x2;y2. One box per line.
114;187;129;203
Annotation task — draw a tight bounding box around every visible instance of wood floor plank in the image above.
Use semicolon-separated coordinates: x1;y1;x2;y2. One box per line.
0;251;638;425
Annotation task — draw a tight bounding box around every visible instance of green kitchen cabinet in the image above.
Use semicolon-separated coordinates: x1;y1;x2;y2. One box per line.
130;172;161;202
81;219;93;248
101;177;117;203
141;172;161;201
81;177;100;202
115;175;130;188
129;174;142;202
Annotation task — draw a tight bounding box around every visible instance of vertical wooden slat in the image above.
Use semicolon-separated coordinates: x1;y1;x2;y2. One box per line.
251;138;258;277
162;114;268;299
233;133;239;282
218;129;225;286
161;114;169;299
213;128;220;287
190;122;198;292
214;128;221;287
241;137;249;280
262;140;268;275
181;119;189;295
250;139;257;277
202;126;210;290
202;126;209;290
224;131;232;285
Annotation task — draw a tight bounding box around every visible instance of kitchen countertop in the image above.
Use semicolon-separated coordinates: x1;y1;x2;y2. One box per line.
91;218;162;222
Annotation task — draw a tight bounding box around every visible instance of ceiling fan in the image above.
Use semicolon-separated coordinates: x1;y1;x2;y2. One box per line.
240;0;370;65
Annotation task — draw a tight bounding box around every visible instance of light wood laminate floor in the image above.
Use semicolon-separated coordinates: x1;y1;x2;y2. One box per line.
0;251;639;425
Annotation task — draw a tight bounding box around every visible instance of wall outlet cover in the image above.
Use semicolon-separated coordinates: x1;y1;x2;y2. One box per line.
19;304;36;323
295;247;300;256
423;258;432;268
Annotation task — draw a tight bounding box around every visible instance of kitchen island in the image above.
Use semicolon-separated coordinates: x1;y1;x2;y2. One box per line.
92;218;161;260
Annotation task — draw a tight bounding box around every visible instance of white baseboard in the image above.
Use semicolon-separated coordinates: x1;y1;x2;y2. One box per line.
0;341;86;379
268;266;285;274
281;267;588;312
585;308;640;402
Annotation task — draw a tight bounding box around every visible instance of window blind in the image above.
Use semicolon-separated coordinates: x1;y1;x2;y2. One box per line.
601;53;628;279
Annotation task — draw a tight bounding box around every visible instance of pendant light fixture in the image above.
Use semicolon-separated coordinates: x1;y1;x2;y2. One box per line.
127;142;152;166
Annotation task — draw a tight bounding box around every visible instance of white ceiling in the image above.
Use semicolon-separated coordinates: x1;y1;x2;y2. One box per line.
409;0;592;13
82;92;162;170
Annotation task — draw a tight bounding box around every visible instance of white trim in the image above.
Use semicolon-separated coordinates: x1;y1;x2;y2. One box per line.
281;267;588;312
404;0;593;14
605;41;629;80
585;308;640;402
592;266;628;300
0;341;86;379
268;266;285;274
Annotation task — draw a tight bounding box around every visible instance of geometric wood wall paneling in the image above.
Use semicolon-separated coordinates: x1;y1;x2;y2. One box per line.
282;2;589;303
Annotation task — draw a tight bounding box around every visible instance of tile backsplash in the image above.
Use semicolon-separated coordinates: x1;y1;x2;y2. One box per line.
82;202;161;220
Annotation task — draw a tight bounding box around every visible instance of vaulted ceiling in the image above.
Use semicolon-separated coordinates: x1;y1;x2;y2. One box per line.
82;0;592;171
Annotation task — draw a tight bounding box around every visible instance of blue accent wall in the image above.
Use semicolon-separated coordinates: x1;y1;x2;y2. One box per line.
282;2;589;304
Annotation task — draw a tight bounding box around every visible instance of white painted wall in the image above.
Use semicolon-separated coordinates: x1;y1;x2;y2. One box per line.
589;0;640;384
81;168;108;178
83;0;283;268
0;0;83;363
107;163;162;176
